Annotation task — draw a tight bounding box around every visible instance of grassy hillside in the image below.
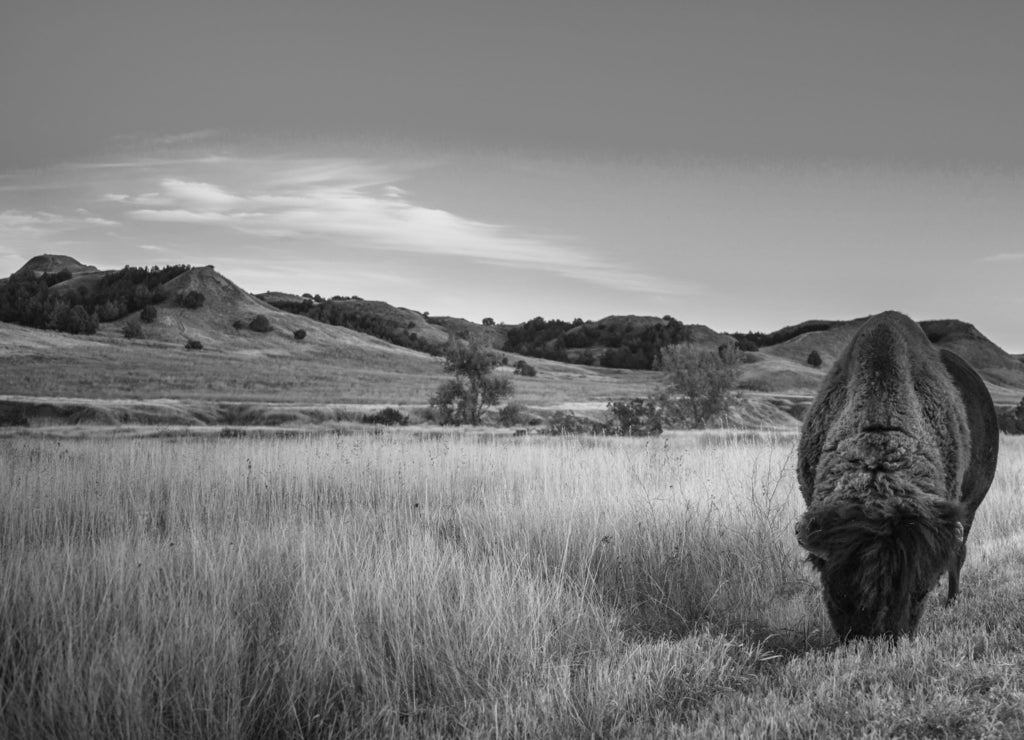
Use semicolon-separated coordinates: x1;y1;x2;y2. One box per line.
3;254;1023;422
259;292;452;354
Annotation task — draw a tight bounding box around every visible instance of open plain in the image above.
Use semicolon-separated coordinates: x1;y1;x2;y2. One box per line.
3;429;1024;738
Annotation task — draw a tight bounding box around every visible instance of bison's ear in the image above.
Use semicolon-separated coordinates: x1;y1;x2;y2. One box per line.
795;513;831;561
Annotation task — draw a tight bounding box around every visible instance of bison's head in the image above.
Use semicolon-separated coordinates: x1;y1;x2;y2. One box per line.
795;495;963;640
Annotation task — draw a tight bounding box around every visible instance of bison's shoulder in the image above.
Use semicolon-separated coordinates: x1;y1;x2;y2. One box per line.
938;348;999;518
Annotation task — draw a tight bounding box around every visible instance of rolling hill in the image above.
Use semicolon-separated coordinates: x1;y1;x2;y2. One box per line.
2;253;1023;428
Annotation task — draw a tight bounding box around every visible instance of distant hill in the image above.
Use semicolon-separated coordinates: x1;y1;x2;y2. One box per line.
500;314;734;370
258;293;451;354
11;254;98;279
752;316;1024;403
2;254;1023;421
428;316;509;351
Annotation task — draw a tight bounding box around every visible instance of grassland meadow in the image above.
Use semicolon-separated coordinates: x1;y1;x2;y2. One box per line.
3;430;1024;738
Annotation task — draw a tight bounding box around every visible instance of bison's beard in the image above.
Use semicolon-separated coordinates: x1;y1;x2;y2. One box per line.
796;493;963;639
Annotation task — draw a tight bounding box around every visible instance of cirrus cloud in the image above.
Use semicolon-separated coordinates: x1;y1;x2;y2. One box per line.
109;156;689;295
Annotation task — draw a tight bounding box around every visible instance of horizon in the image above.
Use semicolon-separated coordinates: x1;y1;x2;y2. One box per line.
3;2;1024;351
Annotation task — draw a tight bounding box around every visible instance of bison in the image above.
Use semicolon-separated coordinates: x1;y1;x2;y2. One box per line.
795;311;998;640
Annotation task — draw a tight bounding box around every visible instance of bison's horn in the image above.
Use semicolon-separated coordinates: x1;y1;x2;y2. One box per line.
955;521;964;544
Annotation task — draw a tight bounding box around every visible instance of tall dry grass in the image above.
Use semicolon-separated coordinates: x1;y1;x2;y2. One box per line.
2;431;1023;738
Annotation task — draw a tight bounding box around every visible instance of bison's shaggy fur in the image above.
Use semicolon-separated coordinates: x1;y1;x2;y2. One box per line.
796;311;998;640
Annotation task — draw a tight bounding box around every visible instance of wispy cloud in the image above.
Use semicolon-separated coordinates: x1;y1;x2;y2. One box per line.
982;252;1024;263
108;157;685;295
1;151;694;300
0;209;118;238
160;179;241;209
129;208;230;224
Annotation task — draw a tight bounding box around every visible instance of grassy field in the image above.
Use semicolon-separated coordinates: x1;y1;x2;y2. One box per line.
2;431;1024;738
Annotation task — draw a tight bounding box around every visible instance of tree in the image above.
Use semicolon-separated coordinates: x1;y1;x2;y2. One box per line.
807;350;823;368
140;304;158;323
429;341;513;425
293;328;307;340
65;305;98;335
658;342;741;427
482;317;495;326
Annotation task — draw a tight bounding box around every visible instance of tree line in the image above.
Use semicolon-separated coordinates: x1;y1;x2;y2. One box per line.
0;265;191;335
502;315;694;370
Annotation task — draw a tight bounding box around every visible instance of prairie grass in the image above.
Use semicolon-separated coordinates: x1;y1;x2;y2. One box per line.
2;431;1024;738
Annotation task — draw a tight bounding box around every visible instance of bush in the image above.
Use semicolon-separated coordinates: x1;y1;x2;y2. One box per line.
513;360;537;377
361;407;409;426
498;402;527;427
998;397;1024;434
547;411;605;436
807;350;823;368
140;304;158;323
177;290;205;309
185;339;203;350
232;319;246;332
122;320;143;339
293;328;307;340
249;315;272;333
606;398;662;436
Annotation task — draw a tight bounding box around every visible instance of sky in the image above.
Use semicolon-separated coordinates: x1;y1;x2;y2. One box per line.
3;1;1024;349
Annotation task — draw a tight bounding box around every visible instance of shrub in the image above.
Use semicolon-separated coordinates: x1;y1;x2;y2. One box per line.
249;315;272;333
998;397;1024;434
122;320;143;339
513;360;537;377
547;411;605;436
498;402;527;427
293;328;307;340
185;339;203;350
178;290;205;309
807;350;823;368
232;319;246;332
140;304;158;323
361;407;409;426
606;398;663;436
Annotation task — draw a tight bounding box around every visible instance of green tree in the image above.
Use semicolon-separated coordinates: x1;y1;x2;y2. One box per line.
430;341;513;425
65;305;98;335
658;343;741;428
